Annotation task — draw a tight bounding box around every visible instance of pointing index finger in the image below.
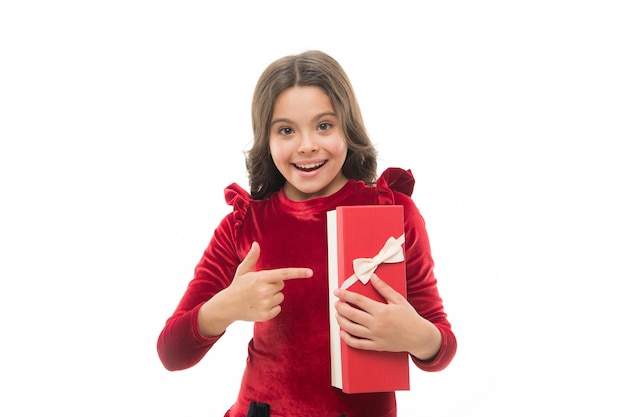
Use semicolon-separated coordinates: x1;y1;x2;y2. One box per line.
270;267;313;282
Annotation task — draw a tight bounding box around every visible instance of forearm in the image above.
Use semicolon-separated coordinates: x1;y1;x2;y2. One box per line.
197;288;238;337
411;323;456;371
408;316;443;361
157;304;221;371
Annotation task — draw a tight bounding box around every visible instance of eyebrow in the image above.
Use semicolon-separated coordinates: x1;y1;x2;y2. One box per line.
270;112;338;126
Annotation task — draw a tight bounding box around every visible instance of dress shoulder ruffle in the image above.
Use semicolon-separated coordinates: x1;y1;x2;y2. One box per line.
376;167;415;205
224;183;251;231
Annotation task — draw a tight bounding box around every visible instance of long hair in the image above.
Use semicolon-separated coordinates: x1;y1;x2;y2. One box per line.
246;50;377;200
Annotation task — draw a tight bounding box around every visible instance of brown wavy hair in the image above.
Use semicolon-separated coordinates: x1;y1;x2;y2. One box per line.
246;50;377;200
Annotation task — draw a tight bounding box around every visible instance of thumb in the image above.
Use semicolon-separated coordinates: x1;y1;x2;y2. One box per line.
370;273;403;304
237;242;260;275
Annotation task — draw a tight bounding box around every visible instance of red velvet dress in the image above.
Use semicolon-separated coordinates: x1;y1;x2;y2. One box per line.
157;168;456;417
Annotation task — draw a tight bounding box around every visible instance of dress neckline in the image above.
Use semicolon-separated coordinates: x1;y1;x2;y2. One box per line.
272;179;360;214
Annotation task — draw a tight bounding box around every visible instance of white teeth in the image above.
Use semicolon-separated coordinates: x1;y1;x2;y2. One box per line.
295;161;325;169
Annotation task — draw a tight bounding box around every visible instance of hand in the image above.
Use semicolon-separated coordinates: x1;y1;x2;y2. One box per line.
333;273;442;360
198;242;313;337
226;241;313;322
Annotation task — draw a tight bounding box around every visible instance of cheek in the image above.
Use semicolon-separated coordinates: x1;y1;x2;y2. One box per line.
335;138;349;161
268;138;279;157
269;139;288;164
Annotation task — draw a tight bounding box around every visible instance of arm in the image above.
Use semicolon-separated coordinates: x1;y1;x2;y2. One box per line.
157;218;313;371
401;192;456;370
156;215;241;371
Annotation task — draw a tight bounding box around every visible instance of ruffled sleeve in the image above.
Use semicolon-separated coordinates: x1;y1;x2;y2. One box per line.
376;167;415;204
224;183;251;233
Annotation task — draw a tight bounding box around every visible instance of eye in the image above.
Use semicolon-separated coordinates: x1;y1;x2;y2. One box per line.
318;122;332;131
278;127;294;135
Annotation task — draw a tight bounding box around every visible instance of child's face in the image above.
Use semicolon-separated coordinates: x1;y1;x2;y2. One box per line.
269;86;348;202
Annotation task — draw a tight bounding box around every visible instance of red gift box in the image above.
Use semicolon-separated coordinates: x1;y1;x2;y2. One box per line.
327;205;410;394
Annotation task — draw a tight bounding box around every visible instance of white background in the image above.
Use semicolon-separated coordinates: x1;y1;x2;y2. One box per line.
1;1;625;416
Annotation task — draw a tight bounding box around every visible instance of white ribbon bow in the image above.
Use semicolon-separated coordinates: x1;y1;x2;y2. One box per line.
340;234;405;290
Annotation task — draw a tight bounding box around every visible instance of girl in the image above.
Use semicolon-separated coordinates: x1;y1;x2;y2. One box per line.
157;50;456;417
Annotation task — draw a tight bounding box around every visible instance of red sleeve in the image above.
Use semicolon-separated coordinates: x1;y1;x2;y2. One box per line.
156;184;249;371
397;191;457;371
377;168;457;371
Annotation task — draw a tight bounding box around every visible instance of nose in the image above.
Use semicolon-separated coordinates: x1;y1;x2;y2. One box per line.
298;131;318;153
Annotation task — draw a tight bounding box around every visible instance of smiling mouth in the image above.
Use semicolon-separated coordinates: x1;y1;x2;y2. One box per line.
294;161;326;172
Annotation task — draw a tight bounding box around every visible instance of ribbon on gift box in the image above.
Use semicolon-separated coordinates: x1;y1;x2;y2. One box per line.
340;234;405;290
